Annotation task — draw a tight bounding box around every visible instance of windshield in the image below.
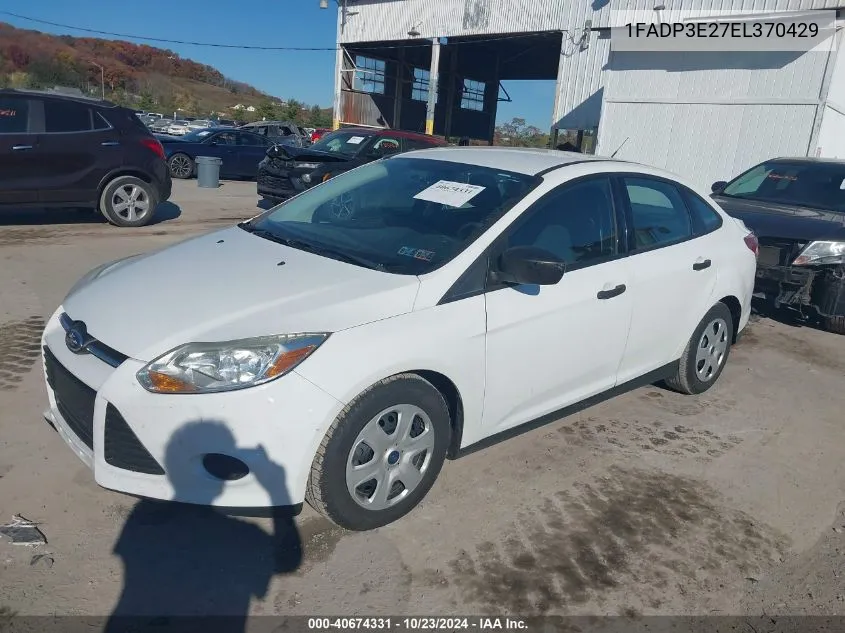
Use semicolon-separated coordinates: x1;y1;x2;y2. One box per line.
245;157;540;275
721;161;845;212
310;131;374;156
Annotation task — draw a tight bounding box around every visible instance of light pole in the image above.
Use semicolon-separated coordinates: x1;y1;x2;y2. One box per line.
91;62;105;100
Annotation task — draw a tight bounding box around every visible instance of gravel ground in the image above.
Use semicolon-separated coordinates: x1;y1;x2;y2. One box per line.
0;180;844;623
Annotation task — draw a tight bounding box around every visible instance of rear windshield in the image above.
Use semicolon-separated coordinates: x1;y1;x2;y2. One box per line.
721;161;845;212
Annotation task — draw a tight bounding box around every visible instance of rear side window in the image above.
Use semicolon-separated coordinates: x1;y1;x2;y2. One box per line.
683;188;723;235
0;98;29;134
45;101;93;133
623;177;692;249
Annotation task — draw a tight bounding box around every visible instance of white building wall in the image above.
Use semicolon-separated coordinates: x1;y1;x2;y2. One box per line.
817;30;845;158
338;0;844;131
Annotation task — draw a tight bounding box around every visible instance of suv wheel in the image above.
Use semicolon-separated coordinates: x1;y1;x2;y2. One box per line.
99;176;157;227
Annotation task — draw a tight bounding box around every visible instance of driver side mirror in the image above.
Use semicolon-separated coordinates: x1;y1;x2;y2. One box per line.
711;181;727;193
492;246;565;286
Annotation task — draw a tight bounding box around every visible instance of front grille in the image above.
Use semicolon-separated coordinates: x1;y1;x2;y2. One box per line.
44;347;95;450
59;313;128;368
258;172;295;192
104;404;165;475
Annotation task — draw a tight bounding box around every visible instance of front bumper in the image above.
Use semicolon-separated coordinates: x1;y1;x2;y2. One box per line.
755;264;845;318
41;308;344;508
256;168;312;200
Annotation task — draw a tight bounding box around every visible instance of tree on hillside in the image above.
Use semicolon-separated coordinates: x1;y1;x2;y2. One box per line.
494;117;549;148
255;99;278;121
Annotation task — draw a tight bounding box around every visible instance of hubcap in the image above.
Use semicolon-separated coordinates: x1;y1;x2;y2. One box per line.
695;317;729;382
170;155;192;178
111;185;150;222
346;404;434;511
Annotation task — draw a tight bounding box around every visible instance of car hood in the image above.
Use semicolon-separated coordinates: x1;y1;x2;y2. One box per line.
712;195;845;241
62;226;420;361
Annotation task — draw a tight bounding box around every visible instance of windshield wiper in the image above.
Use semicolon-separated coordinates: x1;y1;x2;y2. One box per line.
239;223;387;271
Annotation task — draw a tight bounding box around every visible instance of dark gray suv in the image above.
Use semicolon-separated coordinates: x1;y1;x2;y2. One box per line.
0;88;172;227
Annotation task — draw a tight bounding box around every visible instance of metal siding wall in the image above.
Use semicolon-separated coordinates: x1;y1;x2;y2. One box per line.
817;107;845;157
339;0;842;43
597;101;818;190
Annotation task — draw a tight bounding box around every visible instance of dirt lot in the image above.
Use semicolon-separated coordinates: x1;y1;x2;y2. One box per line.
1;180;844;621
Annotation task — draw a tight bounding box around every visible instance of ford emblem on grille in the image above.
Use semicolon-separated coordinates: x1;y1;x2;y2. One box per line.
65;321;90;354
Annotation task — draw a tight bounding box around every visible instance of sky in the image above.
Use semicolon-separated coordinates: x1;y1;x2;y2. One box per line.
0;1;555;129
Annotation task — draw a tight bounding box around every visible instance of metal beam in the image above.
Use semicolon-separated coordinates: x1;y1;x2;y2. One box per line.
332;44;345;131
550;31;567;137
425;38;441;136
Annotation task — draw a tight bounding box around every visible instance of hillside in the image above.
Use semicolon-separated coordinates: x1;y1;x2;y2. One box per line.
0;22;331;125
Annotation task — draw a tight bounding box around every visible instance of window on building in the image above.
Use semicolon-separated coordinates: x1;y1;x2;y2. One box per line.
411;68;429;101
461;79;485;111
354;55;386;94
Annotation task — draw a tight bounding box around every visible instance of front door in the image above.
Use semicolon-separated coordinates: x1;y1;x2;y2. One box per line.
483;175;633;434
0;95;40;205
235;131;272;177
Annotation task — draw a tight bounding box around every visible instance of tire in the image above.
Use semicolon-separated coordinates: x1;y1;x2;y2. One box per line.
99;176;157;228
306;374;451;531
168;153;194;179
664;302;735;395
824;316;845;335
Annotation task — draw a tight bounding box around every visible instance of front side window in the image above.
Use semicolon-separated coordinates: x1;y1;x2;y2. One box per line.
505;177;617;267
245;157;540;275
213;131;237;145
624;177;692;249
0;97;29;134
721;161;845;212
44;101;93;133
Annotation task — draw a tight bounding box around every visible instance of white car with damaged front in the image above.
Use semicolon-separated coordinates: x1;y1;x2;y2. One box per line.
41;147;758;530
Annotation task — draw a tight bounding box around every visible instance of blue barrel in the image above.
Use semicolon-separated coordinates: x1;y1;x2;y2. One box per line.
196;156;222;188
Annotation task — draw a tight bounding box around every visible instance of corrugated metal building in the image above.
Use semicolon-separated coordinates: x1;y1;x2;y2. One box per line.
330;0;845;187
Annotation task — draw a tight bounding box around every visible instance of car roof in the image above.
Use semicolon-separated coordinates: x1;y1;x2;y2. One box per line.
334;127;446;144
769;156;845;166
398;146;620;175
0;87;117;108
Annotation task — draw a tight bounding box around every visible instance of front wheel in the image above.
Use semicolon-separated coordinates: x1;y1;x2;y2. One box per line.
664;302;734;395
99;176;157;227
306;374;451;531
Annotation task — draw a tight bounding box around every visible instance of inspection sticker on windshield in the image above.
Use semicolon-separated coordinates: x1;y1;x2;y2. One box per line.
413;180;486;207
346;136;366;144
398;247;435;261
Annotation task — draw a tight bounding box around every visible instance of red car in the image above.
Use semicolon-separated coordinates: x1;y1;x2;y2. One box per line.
310;128;331;143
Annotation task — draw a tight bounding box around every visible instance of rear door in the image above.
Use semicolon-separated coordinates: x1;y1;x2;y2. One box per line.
235;131;272;177
0;95;41;205
35;99;121;204
613;175;720;384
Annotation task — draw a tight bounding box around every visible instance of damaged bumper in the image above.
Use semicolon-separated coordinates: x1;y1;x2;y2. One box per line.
755;263;845;318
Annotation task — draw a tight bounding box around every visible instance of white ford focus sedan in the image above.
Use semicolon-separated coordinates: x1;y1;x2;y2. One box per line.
41;148;758;530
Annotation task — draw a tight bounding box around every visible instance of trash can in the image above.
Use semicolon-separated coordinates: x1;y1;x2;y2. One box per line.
196;156;222;188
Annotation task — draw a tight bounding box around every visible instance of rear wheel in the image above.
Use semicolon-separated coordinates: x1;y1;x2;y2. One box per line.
99;176;157;227
306;374;451;531
168;153;194;179
824;316;845;335
664;302;734;395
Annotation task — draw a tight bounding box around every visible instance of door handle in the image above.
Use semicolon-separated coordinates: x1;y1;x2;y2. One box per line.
693;259;712;271
597;284;626;300
101;141;120;146
11;145;33;151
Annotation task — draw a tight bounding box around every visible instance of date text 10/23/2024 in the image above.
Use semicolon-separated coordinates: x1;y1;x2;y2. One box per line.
307;617;529;630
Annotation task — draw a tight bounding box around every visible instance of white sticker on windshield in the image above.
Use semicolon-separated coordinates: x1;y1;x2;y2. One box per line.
413;180;486;207
347;136;366;145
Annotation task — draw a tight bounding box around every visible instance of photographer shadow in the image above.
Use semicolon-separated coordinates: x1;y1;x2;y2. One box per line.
105;421;303;633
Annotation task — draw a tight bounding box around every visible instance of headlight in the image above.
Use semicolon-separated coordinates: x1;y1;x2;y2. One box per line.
136;333;329;394
294;162;320;170
793;241;845;266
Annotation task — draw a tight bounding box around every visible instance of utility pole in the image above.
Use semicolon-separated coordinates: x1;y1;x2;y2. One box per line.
91;62;105;100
